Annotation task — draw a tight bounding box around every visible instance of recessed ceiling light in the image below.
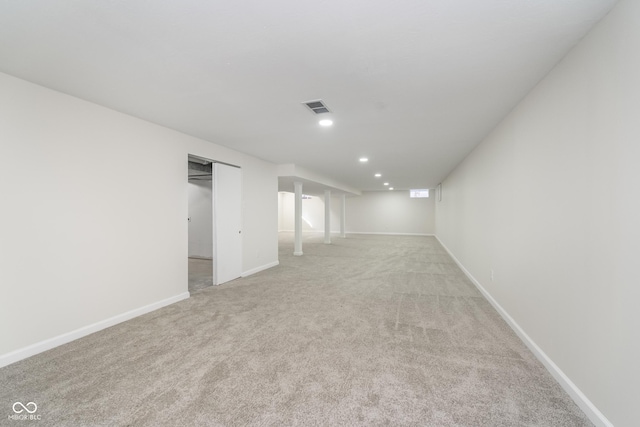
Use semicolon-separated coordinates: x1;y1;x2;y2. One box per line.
389;187;394;190
359;157;368;163
374;173;381;178
383;182;389;186
319;119;333;127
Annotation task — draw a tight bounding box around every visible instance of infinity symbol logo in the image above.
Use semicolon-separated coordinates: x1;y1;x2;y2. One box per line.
12;402;38;414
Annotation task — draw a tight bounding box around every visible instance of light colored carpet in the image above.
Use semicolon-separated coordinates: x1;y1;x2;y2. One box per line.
0;233;592;426
189;257;213;291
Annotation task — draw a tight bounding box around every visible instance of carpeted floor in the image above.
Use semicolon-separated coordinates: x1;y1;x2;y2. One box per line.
0;233;592;426
189;257;214;292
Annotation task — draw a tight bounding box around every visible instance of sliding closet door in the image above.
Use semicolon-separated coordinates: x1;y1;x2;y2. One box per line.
213;163;242;285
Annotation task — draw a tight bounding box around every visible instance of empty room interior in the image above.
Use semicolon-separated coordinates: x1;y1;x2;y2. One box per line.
0;0;638;426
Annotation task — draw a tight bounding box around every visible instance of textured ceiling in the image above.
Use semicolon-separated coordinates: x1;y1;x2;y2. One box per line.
0;0;617;191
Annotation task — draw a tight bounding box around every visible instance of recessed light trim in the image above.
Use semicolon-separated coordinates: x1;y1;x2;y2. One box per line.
383;182;389;186
319;119;333;127
389;187;394;190
374;173;381;178
359;157;368;163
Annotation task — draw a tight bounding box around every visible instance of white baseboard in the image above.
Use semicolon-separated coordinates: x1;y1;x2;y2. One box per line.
0;292;190;368
279;230;338;234
434;236;612;427
242;261;279;277
279;230;434;237
348;232;434;236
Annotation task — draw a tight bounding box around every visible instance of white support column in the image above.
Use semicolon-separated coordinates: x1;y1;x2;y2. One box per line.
294;181;303;256
324;189;331;244
340;194;346;238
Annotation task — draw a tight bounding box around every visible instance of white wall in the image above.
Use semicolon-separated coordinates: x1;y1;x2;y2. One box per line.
278;192;286;232
188;180;213;258
278;192;341;232
278;190;435;235
435;1;639;425
347;191;434;235
0;72;278;364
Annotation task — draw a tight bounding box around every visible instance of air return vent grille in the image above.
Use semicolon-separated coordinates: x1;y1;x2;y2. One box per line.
302;99;330;114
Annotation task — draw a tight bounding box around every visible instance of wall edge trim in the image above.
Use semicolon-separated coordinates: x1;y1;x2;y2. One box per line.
278;230;434;236
348;232;434;236
0;292;190;368
434;235;612;427
242;261;279;277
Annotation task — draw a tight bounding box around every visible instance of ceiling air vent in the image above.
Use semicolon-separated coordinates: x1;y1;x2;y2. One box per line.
302;99;330;114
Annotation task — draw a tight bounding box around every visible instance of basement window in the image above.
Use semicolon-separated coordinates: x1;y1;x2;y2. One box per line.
409;189;429;198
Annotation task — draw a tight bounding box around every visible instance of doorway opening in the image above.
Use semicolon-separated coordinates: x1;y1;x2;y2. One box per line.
187;154;243;292
188;155;213;292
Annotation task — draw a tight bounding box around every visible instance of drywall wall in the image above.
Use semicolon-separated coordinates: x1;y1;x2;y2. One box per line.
278;192;284;231
0;72;278;365
435;0;639;425
188;180;213;259
278;192;342;232
278;190;434;235
346;191;434;235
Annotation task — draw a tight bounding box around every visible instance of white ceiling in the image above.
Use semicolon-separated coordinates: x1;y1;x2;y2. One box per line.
0;0;617;191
